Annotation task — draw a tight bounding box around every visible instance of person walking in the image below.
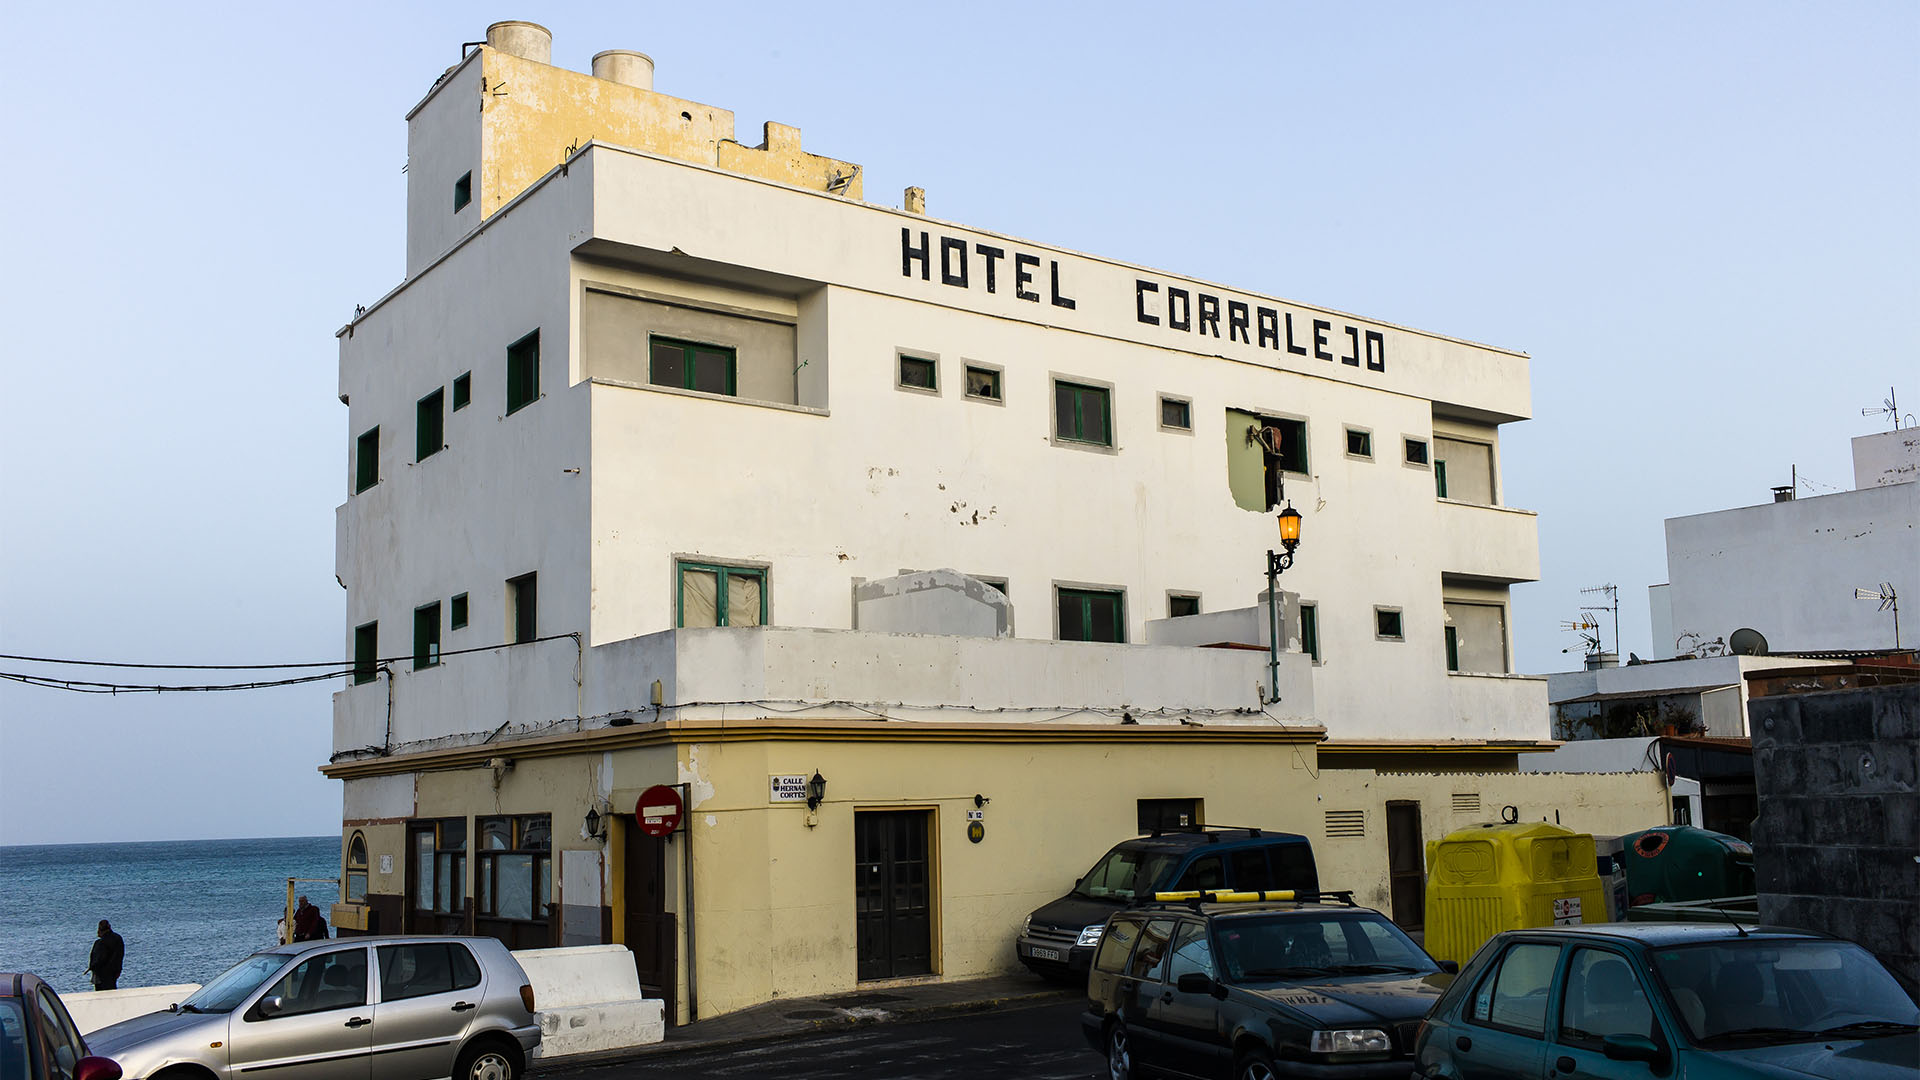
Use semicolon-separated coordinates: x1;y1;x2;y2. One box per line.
86;920;124;991
292;896;327;941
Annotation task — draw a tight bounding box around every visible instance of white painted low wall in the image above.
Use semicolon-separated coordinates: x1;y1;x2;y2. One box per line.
511;944;664;1057
65;985;201;1035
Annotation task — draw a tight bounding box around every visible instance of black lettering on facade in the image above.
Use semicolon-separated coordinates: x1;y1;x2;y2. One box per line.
1049;261;1077;309
975;244;1005;293
1198;294;1221;338
1167;288;1191;332
1136;280;1161;325
1014;254;1041;302
940;237;969;287
1256;307;1280;349
1228;301;1251;344
902;228;930;280
1365;330;1386;372
1340;325;1361;366
1313;319;1333;361
1284;313;1308;356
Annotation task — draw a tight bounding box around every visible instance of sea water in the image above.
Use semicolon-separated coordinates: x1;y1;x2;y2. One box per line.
0;836;338;994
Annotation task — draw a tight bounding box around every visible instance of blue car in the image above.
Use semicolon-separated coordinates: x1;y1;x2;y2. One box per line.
1413;923;1918;1079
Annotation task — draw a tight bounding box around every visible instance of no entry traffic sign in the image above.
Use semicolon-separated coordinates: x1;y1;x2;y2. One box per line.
635;784;683;837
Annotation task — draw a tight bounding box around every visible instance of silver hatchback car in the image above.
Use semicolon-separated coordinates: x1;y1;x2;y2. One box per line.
87;936;539;1080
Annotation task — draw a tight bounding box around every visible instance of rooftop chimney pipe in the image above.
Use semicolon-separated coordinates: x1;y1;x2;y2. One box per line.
487;21;552;64
592;50;655;90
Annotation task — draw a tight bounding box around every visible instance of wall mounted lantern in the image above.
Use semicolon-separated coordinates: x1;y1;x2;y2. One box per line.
806;771;828;811
1264;504;1304;704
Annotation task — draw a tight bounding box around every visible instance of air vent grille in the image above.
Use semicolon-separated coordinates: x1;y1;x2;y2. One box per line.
1452;792;1481;814
1325;809;1366;838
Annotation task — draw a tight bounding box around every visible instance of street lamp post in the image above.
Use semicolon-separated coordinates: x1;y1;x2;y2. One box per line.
1265;504;1304;704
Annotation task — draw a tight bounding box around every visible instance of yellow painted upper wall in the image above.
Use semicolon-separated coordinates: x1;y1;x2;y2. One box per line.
478;50;860;221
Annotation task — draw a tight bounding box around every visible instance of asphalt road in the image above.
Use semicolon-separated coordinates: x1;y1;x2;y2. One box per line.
538;999;1105;1080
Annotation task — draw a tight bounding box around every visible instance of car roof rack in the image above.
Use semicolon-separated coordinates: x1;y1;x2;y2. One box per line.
1144;824;1267;840
1150;888;1358;910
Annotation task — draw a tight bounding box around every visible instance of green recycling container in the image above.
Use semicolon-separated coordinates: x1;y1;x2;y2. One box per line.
1620;825;1754;907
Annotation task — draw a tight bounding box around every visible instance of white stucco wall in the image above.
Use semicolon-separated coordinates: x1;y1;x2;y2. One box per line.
1664;483;1918;653
1853;428;1920;489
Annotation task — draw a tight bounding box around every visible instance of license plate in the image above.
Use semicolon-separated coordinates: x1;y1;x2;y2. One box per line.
1026;945;1063;961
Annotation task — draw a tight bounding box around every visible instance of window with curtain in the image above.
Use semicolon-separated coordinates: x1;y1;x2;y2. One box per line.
677;561;766;628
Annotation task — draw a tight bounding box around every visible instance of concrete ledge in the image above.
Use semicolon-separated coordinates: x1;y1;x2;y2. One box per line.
65;985;201;1035
511;944;663;1057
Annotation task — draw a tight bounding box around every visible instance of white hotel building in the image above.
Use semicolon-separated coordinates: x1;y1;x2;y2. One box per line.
323;23;1659;1022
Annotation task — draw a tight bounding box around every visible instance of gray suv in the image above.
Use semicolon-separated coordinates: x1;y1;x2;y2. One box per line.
87;936;539;1080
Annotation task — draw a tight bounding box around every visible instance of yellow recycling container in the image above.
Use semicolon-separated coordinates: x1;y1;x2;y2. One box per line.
1422;821;1607;968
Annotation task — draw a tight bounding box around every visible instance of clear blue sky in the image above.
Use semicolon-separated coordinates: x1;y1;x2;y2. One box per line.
2;3;1914;844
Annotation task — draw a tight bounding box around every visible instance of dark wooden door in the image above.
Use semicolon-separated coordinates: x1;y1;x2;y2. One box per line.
1385;801;1425;930
855;810;932;981
623;823;677;1025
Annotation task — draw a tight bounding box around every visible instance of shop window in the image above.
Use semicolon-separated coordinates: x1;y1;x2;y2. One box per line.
507;572;538;643
1058;586;1125;642
1300;603;1320;662
1345;427;1372;459
1375;607;1404;641
354;427;379;493
416;388;444;462
964;365;1002;401
409;818;466;916
1055;380;1113;447
413;603;441;670
453;171;472;212
346;832;368;902
506;331;540;414
1168;593;1200;618
450;592;469;630
452;371;471;411
898;353;938;392
650;335;737;396
476;814;552;922
1160;395;1192;432
678;561;766;627
353;622;378;685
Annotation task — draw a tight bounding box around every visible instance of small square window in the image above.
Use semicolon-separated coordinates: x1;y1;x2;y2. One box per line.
506;331;540;414
1055;380;1113;447
450;593;469;630
1405;438;1430;466
964;365;1001;400
677;561;766;628
354;427;379;494
453;172;472;213
899;354;938;391
413;603;441;670
1375;607;1404;641
1346;428;1372;458
452;372;471;411
1058;587;1125;642
416;388;445;462
1160;396;1192;432
1168;594;1200;618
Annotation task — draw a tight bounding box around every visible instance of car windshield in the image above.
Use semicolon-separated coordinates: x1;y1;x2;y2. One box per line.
1651;938;1920;1045
1074;848;1182;902
1;998;28;1080
179;953;292;1013
1217;912;1438;979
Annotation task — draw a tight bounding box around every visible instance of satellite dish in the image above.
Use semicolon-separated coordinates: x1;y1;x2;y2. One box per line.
1729;628;1768;656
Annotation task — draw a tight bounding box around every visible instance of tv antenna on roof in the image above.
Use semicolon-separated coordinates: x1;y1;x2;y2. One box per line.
1861;387;1913;431
1580;583;1620;657
1559;614;1602;655
1854;583;1901;649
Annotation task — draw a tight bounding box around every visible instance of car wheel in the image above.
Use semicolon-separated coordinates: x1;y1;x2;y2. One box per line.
1235;1048;1278;1080
1107;1020;1136;1080
454;1040;520;1080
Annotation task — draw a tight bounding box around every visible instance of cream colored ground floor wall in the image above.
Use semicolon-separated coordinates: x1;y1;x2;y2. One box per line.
334;737;1668;1025
1312;768;1670;914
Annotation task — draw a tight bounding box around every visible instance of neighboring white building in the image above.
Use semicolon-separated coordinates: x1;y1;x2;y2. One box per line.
1649;427;1918;657
316;23;1664;1024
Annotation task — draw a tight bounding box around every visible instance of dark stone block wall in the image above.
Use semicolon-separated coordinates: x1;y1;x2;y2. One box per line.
1751;684;1920;986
